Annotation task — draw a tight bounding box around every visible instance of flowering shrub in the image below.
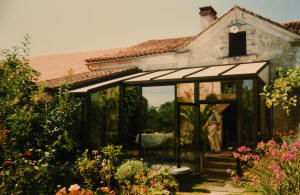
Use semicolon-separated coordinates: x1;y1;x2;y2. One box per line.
229;137;300;194
74;145;122;194
0;36;82;194
115;160;148;185
115;160;177;194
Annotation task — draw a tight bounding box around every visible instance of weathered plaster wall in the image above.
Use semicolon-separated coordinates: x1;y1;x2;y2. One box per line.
186;9;298;79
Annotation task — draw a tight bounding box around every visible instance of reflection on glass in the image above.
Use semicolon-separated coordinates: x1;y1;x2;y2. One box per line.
90;86;119;148
123;86;144;156
242;80;254;145
180;105;195;164
138;86;175;156
177;83;194;103
199;81;236;100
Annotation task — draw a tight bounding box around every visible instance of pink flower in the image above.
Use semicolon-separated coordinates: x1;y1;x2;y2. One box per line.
237;146;251;153
233;152;240;158
281;142;288;150
292;141;300;150
276;173;286;180
265;152;270;156
232;175;238;184
272;149;280;158
226;168;231;174
251;178;255;182
274;167;281;175
257;141;265;149
241;154;251;161
267;139;276;147
271;163;280;170
251;154;260;160
283;153;297;161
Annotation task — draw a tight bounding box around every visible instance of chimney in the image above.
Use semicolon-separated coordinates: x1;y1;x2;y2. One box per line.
199;6;217;31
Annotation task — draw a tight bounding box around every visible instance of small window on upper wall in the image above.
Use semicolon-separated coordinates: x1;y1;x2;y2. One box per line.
229;31;246;57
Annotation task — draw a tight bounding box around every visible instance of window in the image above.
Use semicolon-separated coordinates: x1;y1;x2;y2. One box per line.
229;32;246;57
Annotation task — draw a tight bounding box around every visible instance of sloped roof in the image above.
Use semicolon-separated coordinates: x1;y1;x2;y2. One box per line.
85;6;300;64
29;50;105;81
28;5;300;88
44;67;138;88
85;36;196;63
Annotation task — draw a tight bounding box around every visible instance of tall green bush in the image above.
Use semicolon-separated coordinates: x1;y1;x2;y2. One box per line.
0;36;82;194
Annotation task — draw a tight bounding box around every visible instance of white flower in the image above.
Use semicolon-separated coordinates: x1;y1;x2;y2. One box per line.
163;190;170;195
68;184;80;191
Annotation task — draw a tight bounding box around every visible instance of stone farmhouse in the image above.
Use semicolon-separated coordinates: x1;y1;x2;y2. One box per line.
29;5;300;173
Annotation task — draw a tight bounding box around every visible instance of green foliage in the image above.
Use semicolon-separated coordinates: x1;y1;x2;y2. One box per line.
146;101;175;132
115;160;177;194
0;36;82;194
115;160;148;185
261;67;300;114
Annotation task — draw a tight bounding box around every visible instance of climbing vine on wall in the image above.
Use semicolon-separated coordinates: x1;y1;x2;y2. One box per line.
260;67;300;114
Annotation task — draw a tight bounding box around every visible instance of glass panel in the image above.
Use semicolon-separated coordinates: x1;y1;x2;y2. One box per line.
187;65;234;78
138;86;175;157
180;105;196;170
199;81;236;100
242;80;255;145
222;62;266;75
123;86;144;156
71;72;146;93
126;70;174;82
177;83;194;103
156;68;203;80
90;86;119;148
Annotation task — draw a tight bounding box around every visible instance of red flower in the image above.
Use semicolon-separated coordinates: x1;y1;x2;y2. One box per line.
2;129;11;134
24;152;32;157
124;173;129;177
143;189;148;193
3;160;12;166
150;180;156;185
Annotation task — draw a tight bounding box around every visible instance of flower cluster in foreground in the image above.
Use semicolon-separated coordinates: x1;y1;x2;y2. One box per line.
228;137;300;194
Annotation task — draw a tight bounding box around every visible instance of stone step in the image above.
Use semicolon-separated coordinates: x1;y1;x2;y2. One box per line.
204;156;236;163
203;167;234;176
204;161;237;169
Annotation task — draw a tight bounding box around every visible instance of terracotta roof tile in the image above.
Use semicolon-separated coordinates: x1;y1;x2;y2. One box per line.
44;67;138;88
280;21;300;35
85;36;196;63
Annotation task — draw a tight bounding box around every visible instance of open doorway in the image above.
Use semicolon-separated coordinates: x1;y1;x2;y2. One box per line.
200;102;238;153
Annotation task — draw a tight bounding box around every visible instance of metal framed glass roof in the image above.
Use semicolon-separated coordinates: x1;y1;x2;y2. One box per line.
70;62;269;94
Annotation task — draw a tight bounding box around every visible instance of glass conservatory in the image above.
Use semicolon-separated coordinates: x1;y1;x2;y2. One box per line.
71;61;271;174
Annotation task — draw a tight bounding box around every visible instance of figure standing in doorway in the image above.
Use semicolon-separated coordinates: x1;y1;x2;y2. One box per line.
206;104;222;153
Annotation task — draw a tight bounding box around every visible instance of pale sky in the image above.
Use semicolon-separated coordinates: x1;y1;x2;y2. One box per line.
1;0;300;57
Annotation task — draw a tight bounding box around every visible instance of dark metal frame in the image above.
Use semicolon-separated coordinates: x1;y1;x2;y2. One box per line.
77;62;270;174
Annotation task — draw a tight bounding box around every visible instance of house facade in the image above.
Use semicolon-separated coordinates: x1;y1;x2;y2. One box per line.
29;5;300;173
